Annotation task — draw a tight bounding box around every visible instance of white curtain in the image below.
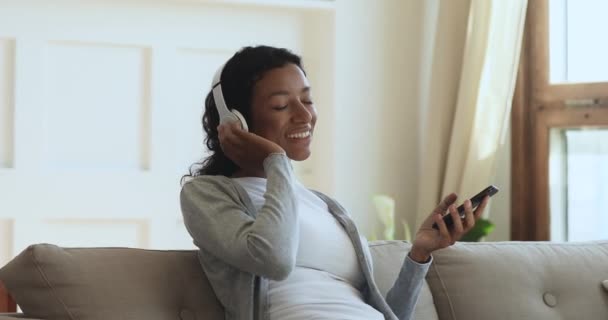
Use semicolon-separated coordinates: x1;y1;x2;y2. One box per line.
415;0;528;228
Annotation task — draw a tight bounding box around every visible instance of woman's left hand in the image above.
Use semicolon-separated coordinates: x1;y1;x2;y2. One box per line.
409;193;490;263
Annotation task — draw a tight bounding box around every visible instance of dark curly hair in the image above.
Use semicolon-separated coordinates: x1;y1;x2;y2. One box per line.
181;45;304;184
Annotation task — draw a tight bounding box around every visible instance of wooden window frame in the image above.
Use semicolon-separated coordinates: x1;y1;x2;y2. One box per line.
511;0;608;240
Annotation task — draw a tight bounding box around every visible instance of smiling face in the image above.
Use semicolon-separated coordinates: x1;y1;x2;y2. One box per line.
249;63;317;161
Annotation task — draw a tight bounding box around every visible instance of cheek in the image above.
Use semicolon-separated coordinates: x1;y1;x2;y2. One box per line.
254;117;284;140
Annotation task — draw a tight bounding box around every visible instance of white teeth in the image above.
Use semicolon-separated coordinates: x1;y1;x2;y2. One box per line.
287;131;311;139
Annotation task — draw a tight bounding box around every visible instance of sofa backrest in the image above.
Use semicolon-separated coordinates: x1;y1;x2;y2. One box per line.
369;241;439;320
2;241;607;320
426;241;608;320
0;244;223;320
0;243;438;320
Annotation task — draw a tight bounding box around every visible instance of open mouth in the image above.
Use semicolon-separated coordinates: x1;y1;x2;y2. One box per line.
286;130;311;139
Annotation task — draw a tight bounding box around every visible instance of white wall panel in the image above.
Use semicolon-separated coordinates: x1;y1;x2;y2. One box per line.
12;38;46;170
172;48;233;172
0;39;15;169
149;218;196;250
41;42;151;171
0;0;335;259
13;218;149;252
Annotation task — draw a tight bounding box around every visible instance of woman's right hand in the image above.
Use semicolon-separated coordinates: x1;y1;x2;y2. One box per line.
218;122;285;174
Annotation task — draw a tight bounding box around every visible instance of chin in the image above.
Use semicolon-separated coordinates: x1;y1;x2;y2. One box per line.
287;150;311;161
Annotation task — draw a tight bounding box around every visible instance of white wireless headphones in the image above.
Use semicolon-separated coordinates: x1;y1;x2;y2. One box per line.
211;63;249;132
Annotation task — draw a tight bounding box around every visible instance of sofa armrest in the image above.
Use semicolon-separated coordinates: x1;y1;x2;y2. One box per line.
0;281;16;313
0;315;43;320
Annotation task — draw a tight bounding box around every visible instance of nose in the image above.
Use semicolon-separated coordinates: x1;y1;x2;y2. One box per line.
292;101;313;123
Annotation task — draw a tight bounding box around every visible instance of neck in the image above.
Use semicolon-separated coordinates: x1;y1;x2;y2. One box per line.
232;168;266;179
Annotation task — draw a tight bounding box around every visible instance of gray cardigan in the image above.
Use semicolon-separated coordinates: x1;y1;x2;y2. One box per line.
180;153;430;320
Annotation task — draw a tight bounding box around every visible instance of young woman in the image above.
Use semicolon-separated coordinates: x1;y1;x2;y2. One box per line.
180;45;489;320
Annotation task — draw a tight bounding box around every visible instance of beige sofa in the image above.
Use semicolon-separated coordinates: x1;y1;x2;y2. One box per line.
1;241;607;320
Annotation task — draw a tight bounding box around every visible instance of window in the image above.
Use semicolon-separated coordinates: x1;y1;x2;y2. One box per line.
511;0;608;241
549;0;608;84
549;128;608;241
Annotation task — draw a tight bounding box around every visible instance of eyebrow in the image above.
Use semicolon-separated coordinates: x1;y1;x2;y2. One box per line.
266;87;311;100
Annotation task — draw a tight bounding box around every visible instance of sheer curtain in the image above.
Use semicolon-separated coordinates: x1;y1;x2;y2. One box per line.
415;0;528;228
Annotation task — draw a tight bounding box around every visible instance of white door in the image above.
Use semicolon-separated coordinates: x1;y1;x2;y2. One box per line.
0;0;335;264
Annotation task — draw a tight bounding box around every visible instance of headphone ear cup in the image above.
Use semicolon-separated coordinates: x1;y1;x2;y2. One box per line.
219;112;239;126
231;110;249;132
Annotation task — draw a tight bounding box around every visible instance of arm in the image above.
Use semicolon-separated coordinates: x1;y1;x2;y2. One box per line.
385;193;490;319
385;254;432;320
180;153;298;280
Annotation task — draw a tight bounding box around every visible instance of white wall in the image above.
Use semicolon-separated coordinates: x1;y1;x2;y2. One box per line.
333;0;512;241
0;0;337;264
0;0;514;255
333;0;425;237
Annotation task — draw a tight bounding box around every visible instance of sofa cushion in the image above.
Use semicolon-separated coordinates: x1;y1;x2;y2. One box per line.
0;244;223;320
369;240;439;320
427;241;608;320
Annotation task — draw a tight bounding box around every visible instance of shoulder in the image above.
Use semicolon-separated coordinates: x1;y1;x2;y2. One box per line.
182;174;233;191
180;175;242;207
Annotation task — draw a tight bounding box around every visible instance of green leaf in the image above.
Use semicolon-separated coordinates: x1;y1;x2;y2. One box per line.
403;220;412;242
372;194;395;240
460;218;495;242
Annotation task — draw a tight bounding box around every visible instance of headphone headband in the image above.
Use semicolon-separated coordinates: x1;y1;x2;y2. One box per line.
211;63;231;120
210;63;249;131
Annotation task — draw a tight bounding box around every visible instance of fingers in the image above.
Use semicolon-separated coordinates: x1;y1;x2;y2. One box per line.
463;199;476;231
220;122;260;147
473;195;490;219
217;124;228;149
418;193;491;253
217;123;285;174
218;123;244;158
420;193;458;228
448;204;464;235
226;121;249;138
218;121;243;137
434;193;458;215
433;213;452;243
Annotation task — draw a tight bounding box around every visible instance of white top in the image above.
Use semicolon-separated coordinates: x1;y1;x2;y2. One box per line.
233;177;384;320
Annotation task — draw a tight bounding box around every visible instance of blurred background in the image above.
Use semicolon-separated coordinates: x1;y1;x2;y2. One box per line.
0;0;606;265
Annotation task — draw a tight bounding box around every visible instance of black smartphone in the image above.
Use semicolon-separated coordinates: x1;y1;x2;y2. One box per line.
432;185;499;230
